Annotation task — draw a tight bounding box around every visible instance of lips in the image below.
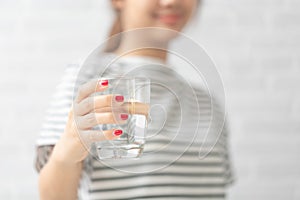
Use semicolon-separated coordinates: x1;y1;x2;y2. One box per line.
158;14;181;25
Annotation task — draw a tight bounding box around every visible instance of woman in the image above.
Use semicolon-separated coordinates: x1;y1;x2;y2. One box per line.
36;0;234;199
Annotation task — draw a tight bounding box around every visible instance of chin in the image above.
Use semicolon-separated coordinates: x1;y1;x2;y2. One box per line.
142;28;177;45
157;24;184;38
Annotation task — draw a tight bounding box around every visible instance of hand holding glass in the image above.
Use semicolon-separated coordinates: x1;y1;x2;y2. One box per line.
94;77;150;159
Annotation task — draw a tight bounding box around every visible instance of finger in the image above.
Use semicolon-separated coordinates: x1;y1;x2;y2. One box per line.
75;78;109;103
75;112;129;130
91;102;149;115
91;102;149;116
75;94;124;116
92;102;150;115
93;106;125;114
122;101;150;116
81;129;123;144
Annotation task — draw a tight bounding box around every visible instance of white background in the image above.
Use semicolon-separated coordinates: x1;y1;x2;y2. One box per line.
0;0;299;199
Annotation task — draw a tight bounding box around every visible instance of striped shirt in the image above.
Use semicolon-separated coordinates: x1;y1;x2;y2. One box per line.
36;52;234;200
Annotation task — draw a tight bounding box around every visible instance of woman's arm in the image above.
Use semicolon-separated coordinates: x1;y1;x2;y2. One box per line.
38;140;83;200
36;78;127;199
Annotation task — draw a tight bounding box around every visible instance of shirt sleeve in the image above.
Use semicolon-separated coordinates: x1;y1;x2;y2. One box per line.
213;99;236;187
195;84;236;187
35;145;55;173
36;63;80;146
34;63;81;173
221;121;236;187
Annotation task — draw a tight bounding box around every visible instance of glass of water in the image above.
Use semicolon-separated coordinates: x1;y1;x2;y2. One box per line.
95;77;151;159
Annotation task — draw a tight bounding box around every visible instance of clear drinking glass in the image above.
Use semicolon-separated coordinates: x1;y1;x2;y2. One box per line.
95;77;151;159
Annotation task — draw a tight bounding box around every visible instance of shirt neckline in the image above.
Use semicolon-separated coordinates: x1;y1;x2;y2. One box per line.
104;52;167;65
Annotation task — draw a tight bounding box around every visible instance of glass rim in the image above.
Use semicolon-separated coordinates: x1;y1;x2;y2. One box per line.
98;76;150;81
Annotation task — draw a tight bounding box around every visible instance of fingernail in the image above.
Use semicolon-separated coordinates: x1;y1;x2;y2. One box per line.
113;129;123;136
100;79;108;86
115;95;124;102
120;113;128;120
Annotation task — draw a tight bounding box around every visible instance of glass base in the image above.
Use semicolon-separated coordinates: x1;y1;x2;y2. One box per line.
97;144;144;160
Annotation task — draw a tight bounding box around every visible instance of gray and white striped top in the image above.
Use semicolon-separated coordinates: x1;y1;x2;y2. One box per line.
36;52;234;200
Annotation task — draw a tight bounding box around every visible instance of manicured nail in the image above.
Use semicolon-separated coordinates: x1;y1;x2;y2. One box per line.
113;129;123;136
115;95;124;102
120;113;128;120
100;79;108;86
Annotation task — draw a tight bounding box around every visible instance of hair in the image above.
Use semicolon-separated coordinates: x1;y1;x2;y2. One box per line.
103;0;201;53
103;5;122;53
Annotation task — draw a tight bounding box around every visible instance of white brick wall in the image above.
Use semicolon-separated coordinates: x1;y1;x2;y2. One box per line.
0;0;299;199
196;0;300;199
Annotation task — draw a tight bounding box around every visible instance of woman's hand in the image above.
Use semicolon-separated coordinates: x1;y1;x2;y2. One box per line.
38;78;150;200
50;78;128;166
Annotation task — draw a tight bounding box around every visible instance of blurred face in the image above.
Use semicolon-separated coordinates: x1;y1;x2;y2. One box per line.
113;0;198;37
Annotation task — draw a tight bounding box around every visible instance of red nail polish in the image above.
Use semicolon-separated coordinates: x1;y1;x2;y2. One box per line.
115;95;124;102
114;129;123;136
100;80;108;86
120;114;128;120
